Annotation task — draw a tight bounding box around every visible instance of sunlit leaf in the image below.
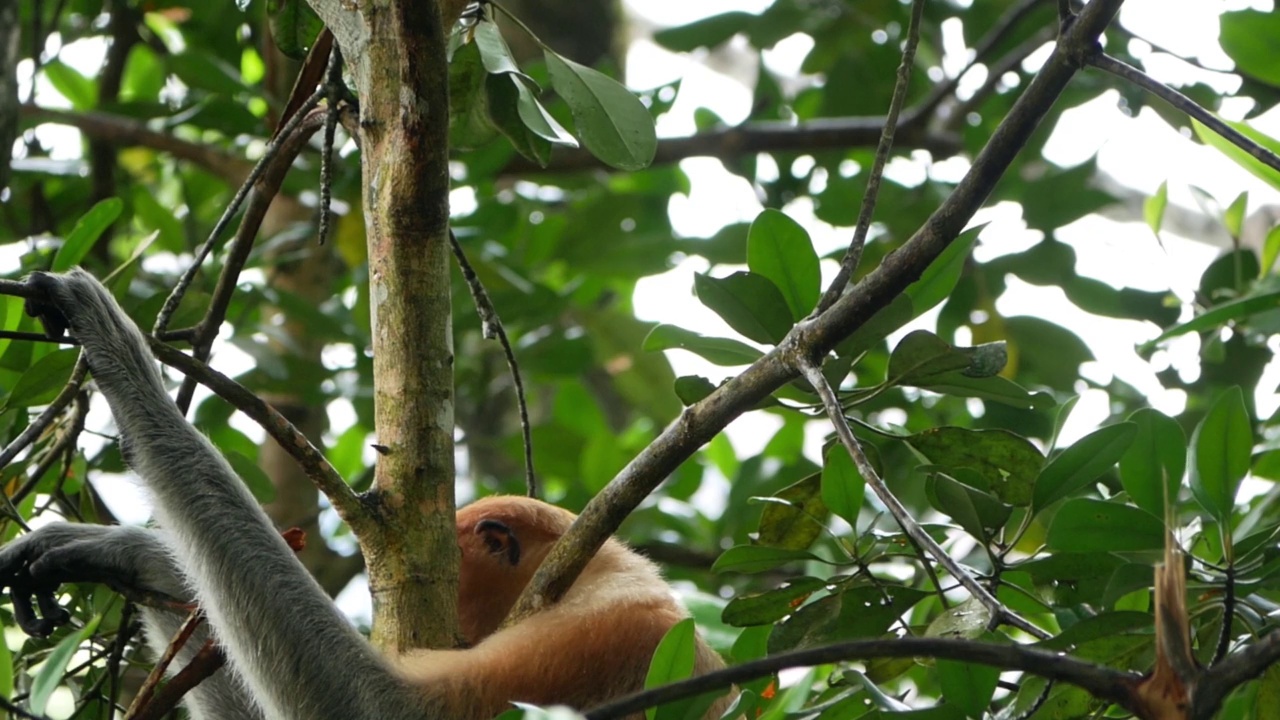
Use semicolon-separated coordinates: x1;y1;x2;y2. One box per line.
1032;422;1137;513
1190;386;1252;521
544;50;656;170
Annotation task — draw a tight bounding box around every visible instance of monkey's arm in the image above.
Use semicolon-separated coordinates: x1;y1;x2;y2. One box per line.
0;523;264;720
396;596;726;719
24;270;422;720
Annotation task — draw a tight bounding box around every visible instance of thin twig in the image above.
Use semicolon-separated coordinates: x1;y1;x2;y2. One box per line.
584;636;1139;720
951;26;1057;125
0;355;89;472
10;390;88;506
914;0;1050;121
153;87;326;335
1212;564;1235;665
795;357;1047;639
128;641;225;720
105;603;137;720
1090;53;1280;176
124;611;204;719
814;0;927;315
171;108;333;414
448;231;537;498
317;44;344;246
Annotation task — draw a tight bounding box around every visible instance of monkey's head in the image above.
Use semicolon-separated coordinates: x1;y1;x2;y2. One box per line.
455;496;576;646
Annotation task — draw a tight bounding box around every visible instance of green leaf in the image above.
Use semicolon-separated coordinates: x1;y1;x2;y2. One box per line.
642;324;763;366
837;225;982;358
645;618;699;720
507;74;577;146
672;375;716;406
43;60;97;109
224;450;277;503
1144;180;1167;237
1225;192;1248;239
887;331;971;384
1219;10;1280;86
1190;386;1252;520
4;349;80;409
1119;409;1186;518
472;20;520;74
0;626;11;699
653;11;754;51
30;619;100;715
1031;423;1138;513
1262;224;1280;278
906;224;985;312
821;446;863;527
266;0;323;59
746;210;820;320
544;50;656;170
721;577;826;627
767;586;929;653
1192;118;1280;193
1257;663;1280;719
693;272;793;345
925;598;992;640
926;470;1012;543
756;473;828;550
1046;499;1165;552
53;198;123;272
712;545;820;574
1142;290;1280;349
938;657;999;718
485;73;552;165
887;331;1007;387
450;40;499;150
905;427;1043;506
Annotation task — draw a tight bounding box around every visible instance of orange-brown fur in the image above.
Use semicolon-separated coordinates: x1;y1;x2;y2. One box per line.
396;496;732;719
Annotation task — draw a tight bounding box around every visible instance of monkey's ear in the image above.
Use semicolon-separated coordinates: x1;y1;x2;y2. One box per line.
474;519;521;566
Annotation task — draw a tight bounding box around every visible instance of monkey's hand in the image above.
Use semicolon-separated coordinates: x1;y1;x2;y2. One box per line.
0;524;189;637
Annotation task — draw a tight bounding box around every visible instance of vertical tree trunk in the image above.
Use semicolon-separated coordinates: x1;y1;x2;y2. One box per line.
352;2;458;653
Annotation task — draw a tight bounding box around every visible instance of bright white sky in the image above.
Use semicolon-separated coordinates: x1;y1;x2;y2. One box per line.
13;0;1280;663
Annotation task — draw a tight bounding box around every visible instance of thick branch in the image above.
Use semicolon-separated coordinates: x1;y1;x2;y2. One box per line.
508;0;1125;621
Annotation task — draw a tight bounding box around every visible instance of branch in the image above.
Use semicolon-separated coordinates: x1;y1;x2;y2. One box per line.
1193;631;1280;718
20;106;252;184
147;338;368;533
508;0;1125;622
502;112;960;175
584;636;1141;720
815;0;926;314
154;95;327;337
166;107;333;414
448;230;537;498
1089;53;1280;176
0;356;88;472
796;358;1047;638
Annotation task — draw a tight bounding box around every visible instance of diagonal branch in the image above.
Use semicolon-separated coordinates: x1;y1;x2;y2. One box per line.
147;338;368;533
794;357;1047;639
1089;53;1280;175
507;0;1125;623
